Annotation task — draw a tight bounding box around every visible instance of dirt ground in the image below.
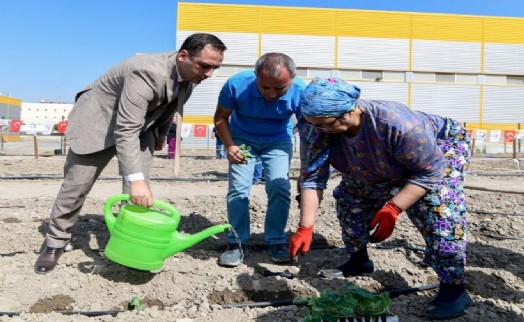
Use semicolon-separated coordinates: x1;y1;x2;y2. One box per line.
0;150;523;322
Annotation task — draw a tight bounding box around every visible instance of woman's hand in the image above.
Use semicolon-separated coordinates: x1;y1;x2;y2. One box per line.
369;200;403;243
289;225;314;257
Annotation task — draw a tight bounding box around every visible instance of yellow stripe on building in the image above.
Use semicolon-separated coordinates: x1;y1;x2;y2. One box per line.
183;115;214;124
179;2;524;44
0;96;22;106
178;3;261;33
412;14;482;42
338;11;411;39
259;7;337;36
484;17;524;44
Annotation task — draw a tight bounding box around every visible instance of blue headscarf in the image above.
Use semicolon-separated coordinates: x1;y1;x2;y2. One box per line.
300;77;361;117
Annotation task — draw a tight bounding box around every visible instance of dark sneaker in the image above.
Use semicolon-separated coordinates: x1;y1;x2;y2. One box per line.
425;291;473;320
320;259;374;278
269;243;291;263
218;244;249;267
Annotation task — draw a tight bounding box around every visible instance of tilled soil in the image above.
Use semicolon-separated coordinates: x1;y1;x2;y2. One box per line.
0;152;523;322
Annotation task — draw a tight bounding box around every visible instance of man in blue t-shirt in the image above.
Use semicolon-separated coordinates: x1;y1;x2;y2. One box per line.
214;52;306;267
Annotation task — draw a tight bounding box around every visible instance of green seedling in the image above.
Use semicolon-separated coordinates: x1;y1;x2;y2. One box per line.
129;295;145;311
293;284;391;322
238;144;254;159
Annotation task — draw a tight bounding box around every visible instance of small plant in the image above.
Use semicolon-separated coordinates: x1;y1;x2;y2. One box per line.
129;295;145;311
238;144;254;159
293;284;391;322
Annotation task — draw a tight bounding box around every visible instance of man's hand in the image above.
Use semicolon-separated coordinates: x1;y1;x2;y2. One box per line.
289;225;314;258
155;134;166;151
129;180;154;207
369;200;403;243
228;145;247;164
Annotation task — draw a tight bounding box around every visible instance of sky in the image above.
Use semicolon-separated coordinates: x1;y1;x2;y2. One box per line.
2;0;524;103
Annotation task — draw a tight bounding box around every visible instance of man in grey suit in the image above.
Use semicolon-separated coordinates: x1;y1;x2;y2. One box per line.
34;33;227;274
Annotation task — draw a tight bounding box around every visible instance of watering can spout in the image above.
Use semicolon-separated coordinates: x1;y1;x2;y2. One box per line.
166;223;231;256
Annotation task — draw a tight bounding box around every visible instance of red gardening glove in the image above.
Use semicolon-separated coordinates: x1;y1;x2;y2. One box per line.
369;200;403;243
289;225;314;257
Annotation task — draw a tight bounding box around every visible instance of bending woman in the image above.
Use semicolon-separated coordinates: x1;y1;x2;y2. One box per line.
289;77;472;320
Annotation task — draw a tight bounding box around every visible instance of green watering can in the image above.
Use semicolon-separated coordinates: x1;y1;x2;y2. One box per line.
103;194;231;271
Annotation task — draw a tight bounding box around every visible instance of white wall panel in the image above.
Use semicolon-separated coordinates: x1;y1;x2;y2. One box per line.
338;37;409;70
183;77;227;116
261;34;335;68
411;83;480;122
483;86;524;123
177;31;259;65
412;40;481;73
484;43;524;75
349;82;409;106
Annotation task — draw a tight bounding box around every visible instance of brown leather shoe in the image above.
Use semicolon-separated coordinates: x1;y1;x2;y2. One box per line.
34;246;64;274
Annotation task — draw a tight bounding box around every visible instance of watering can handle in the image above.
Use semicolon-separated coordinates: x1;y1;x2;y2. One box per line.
103;194;181;232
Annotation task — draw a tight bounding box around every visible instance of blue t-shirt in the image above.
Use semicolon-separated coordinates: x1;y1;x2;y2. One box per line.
218;70;306;139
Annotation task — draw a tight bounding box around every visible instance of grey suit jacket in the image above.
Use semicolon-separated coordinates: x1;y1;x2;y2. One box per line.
66;52;195;175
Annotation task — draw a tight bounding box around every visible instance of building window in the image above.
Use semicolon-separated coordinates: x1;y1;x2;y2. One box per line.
383;71;405;82
308;68;331;78
435;73;455;83
507;76;524;86
362;70;383;81
485;75;506;85
216;65;236;76
413;72;435;82
340;70;362;80
295;68;308;78
456;74;477;84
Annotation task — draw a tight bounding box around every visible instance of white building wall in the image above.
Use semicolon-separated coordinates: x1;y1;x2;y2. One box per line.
338;37;410;70
412;40;482;73
484;43;524;75
261;34;336;68
21;102;73;124
483;86;524;123
351;82;409;105
184;77;226;116
410;83;480;122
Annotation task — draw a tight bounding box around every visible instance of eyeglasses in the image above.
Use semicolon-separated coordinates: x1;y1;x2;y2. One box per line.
306;113;347;132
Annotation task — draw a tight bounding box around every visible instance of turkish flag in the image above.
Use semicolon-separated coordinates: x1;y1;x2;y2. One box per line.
10;120;22;132
503;130;516;143
57;121;68;134
193;124;207;138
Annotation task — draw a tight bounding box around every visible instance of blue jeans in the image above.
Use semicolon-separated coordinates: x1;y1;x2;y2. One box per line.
216;137;226;159
253;157;263;183
227;136;293;245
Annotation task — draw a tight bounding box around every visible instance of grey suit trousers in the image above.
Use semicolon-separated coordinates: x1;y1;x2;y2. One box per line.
45;131;155;248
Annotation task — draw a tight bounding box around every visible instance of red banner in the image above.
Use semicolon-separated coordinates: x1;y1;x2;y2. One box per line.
193;124;207;138
57;121;68;134
503;130;516;143
10;120;22;132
